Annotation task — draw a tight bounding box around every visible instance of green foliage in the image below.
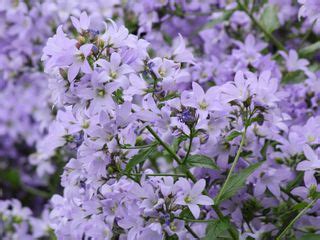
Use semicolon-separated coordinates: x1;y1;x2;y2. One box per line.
204;217;235;240
179;208;195;220
299;41;320;57
300;234;320;240
226;131;242;142
260;5;280;33
215;162;263;205
125;145;157;172
185;154;219;170
282;70;305;84
242;198;263;222
0;168;21;188
201;9;236;30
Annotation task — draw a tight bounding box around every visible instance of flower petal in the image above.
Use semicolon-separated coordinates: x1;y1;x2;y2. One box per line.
188;204;200;219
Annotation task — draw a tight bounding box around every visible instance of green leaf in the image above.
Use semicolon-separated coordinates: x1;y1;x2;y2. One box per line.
179;208;195;220
125;146;157;172
215;162;263;205
186;154;219;170
201;9;236;30
249;113;264;126
308;184;320;200
260;5;280;33
226;131;242;142
292;202;308;211
204;218;234;240
300;234;320;240
48;228;58;240
165;234;179;240
282;70;305;84
0;168;21;188
299;41;320;57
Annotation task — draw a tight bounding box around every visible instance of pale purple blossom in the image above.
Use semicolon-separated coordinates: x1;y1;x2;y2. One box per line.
175;179;213;218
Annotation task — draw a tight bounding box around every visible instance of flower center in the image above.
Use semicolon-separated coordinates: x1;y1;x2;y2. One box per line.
170;222;177;231
97;89;105;97
184;195;193;203
110;71;117;79
159;67;166;77
308;135;316;143
199;101;208;110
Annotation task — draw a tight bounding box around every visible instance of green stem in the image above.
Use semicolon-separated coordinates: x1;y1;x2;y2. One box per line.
215;128;247;204
146;125;182;165
23;185;51;199
145;125;238;240
185;224;200;239
300;20;316;47
236;0;286;51
280;186;301;203
183;128;194;163
127;173;187;177
119;143;157;149
176;217;216;223
276;198;318;239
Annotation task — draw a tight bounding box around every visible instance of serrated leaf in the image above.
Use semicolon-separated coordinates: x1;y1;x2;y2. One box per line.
299;41;320;57
282;70;305;84
125;146;157;172
260;5;280;33
204;218;233;240
186;154;219;170
215;162;263;205
226;131;242;142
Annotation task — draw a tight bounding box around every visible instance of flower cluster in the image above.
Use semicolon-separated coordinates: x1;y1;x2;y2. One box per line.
0;199;50;239
2;0;320;239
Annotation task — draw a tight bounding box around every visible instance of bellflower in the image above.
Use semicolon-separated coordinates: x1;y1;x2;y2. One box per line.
279;49;309;72
4;2;320;240
181;82;223;119
297;145;320;172
175;179;213;218
71;12;91;33
68;43;93;81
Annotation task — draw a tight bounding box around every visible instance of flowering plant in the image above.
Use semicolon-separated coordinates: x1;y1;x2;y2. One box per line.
1;0;320;239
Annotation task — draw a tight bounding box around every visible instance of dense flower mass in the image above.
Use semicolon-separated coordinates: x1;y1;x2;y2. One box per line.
1;0;320;239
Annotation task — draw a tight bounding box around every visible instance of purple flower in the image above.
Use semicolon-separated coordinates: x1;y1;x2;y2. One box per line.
279;49;309;72
68;43;93;81
181;82;223;119
297;145;320;172
175;179;213;218
71;12;91;33
298;0;320;23
95;52;133;85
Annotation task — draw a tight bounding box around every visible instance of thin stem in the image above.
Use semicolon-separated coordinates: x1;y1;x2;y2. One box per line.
300;20;316;47
276;198;318;239
23;185;51;199
146;125;182;165
236;0;286;51
119;143;157;149
127;173;187;177
280;186;301;203
146;125;238;240
183;128;194;163
175;217;216;223
215;128;247;204
185;224;200;239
